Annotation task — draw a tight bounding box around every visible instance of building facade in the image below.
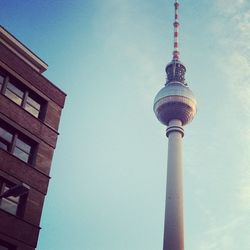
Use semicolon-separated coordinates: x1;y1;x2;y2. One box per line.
0;26;66;250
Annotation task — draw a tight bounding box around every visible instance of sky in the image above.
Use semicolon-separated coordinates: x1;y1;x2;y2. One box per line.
1;0;250;249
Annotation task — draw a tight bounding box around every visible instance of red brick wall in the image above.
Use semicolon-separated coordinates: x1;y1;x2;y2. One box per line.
0;37;66;249
0;233;34;250
0;95;58;148
0;151;49;195
0;43;66;108
35;141;54;176
45;101;62;131
0;210;39;248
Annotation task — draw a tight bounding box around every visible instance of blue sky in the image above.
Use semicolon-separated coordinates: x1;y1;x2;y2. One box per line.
1;0;250;249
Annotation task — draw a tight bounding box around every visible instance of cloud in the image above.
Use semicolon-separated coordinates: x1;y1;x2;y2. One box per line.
218;0;250;206
196;216;244;250
93;0;166;106
196;1;250;249
215;0;246;14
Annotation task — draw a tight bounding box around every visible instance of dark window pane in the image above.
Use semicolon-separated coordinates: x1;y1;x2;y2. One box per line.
0;75;4;92
13;147;29;163
0;141;8;150
4;89;22;105
0;75;4;84
0;180;27;220
6;196;19;204
16;138;31;154
3;185;8;192
6;82;24;98
24;103;39;118
3;186;20;203
0;198;18;215
27;96;41;110
0;127;13;142
0;245;9;250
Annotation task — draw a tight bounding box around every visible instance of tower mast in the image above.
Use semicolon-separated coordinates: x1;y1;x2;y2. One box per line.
173;0;180;61
153;1;197;250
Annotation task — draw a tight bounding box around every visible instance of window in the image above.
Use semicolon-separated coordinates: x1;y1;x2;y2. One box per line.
0;126;13;151
13;137;32;163
0;240;16;250
0;120;36;165
0;182;20;215
0;72;4;92
0;68;45;119
24;95;41;118
5;81;24;106
0;179;27;218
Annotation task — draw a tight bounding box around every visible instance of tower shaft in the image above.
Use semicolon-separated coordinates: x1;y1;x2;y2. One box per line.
163;119;184;250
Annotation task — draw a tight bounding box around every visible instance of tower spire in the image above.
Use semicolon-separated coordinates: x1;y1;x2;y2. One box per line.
165;0;186;84
173;0;180;61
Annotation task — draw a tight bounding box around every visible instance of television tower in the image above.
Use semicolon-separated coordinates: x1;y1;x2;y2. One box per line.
153;1;197;249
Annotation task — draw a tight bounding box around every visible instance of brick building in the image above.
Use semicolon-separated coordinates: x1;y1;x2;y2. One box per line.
0;26;66;249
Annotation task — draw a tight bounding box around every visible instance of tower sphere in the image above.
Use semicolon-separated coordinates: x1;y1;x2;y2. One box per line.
153;81;197;126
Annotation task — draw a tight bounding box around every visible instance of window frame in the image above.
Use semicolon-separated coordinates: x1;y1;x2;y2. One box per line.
0;182;20;215
0;72;5;93
0;68;46;120
0;126;13;151
0;179;27;218
0;121;36;165
5;80;25;106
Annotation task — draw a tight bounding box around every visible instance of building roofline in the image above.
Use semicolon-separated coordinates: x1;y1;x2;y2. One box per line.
0;26;48;73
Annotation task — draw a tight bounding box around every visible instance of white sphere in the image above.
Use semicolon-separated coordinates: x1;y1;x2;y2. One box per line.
153;82;197;126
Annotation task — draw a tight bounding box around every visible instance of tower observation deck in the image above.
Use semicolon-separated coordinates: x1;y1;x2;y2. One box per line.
153;1;197;249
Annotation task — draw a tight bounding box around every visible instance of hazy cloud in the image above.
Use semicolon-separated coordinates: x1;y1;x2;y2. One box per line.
196;1;250;249
217;0;250;202
215;0;245;14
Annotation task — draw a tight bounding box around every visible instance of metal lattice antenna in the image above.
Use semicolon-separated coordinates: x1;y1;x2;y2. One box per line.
165;0;186;84
173;0;180;61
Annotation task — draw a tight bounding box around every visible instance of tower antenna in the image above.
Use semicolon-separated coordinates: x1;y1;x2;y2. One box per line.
173;0;180;61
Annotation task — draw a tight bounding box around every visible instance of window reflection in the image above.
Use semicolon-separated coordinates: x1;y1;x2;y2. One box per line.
0;141;8;151
1;198;18;215
0;75;4;84
27;96;40;110
13;147;29;163
0;121;35;164
0;183;20;215
0;70;45;119
0;75;4;92
4;89;23;105
0;179;26;221
0;127;13;142
16;138;31;154
24;103;39;118
7;82;24;98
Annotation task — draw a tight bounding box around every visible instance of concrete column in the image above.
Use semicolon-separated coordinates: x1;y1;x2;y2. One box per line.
163;119;184;250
